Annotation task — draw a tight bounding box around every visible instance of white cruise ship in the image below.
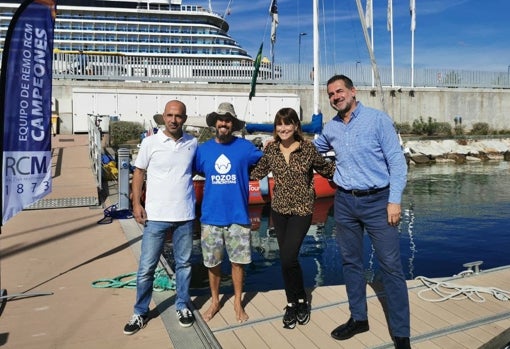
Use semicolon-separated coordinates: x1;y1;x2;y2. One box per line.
0;0;274;81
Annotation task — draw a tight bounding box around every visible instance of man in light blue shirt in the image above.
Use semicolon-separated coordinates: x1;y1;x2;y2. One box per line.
314;75;411;349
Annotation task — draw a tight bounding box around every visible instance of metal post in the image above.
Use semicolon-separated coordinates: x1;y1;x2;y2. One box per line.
117;148;131;210
298;32;307;84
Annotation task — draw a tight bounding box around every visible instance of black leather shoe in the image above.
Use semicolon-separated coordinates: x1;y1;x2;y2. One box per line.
330;317;369;340
394;336;411;349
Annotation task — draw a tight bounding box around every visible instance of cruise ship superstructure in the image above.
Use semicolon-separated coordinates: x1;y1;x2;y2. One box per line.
0;0;273;81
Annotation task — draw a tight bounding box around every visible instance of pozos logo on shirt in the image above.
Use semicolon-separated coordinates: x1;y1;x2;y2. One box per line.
211;154;237;184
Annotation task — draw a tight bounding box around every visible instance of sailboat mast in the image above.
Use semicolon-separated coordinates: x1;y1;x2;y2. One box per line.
354;0;386;113
313;0;320;115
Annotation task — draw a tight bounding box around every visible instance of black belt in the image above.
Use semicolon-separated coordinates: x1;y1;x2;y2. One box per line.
338;185;389;197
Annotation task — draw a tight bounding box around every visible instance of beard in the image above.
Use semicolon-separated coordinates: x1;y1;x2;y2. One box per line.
332;98;354;118
216;127;232;142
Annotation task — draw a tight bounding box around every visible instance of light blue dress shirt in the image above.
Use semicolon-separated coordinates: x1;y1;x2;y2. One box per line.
314;102;407;204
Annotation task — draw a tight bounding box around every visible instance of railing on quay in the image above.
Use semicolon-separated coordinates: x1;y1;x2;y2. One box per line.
51;52;510;89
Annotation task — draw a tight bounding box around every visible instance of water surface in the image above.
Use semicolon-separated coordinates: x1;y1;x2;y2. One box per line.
165;161;510;295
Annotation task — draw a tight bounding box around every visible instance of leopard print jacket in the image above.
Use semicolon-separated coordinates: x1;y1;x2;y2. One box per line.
250;140;335;216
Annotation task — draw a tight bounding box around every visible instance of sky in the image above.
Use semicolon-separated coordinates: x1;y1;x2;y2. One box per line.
4;0;508;72
194;0;510;72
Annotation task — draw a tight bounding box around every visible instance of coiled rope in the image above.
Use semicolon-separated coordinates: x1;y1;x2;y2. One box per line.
91;269;175;292
97;203;133;224
415;276;510;303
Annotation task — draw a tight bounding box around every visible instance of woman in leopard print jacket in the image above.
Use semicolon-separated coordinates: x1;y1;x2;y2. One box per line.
250;107;335;329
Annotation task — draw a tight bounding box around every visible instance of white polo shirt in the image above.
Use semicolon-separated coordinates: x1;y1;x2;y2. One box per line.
134;130;198;221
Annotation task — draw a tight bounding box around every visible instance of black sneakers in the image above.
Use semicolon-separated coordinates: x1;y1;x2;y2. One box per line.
123;314;147;335
283;299;311;329
296;299;310;325
282;303;297;329
124;310;193;334
176;308;194;328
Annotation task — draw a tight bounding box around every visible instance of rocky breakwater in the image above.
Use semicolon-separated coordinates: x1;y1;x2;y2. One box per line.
403;138;510;165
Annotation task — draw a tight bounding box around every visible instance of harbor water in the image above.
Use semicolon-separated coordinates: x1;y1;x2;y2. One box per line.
164;161;510;295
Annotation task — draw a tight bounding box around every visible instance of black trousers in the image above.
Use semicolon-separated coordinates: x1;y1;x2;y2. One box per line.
271;209;312;303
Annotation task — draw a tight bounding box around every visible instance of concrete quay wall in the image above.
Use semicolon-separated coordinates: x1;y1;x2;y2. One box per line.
52;80;510;134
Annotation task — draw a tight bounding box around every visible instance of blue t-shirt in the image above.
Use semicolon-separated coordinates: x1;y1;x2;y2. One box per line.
195;137;262;225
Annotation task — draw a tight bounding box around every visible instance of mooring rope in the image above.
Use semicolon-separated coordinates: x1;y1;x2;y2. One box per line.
91;269;175;292
97;203;133;224
415;276;510;303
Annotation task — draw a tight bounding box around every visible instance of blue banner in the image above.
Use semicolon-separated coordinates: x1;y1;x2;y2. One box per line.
1;0;56;225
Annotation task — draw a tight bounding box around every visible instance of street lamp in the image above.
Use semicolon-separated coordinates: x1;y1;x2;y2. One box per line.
298;32;307;83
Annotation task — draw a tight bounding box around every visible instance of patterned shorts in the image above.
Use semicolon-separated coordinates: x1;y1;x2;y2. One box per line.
201;224;252;268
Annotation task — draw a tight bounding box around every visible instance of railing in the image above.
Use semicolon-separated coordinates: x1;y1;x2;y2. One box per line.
50;52;510;89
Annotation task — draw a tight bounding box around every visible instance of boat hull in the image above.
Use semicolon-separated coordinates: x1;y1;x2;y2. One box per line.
193;173;336;207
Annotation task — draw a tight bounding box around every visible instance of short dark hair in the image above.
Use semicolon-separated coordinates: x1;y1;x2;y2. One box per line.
326;74;354;89
272;108;304;142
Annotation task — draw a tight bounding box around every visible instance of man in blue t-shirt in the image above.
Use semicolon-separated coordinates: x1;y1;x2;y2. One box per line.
194;102;262;323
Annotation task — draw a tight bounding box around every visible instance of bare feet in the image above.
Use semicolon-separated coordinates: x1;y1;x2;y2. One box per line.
234;304;249;323
202;303;220;322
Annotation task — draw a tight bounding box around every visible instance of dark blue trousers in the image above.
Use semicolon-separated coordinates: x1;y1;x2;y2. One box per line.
334;187;410;337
